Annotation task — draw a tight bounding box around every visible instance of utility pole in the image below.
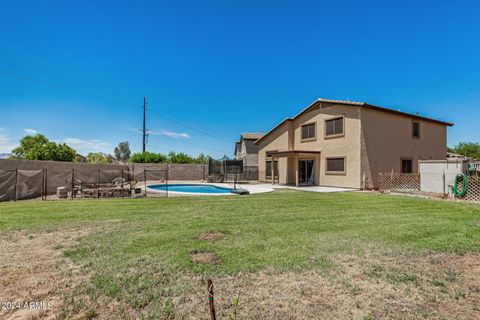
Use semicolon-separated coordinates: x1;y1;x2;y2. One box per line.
143;96;147;152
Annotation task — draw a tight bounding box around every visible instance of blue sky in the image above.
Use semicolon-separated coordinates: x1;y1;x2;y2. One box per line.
0;0;479;157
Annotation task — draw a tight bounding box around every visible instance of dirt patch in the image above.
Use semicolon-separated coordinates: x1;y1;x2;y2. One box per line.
198;231;227;241
190;251;221;265
0;227;95;320
174;252;480;319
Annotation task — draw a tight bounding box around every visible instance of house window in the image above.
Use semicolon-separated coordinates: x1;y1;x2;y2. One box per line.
401;159;413;173
326;157;345;174
265;160;278;178
325;117;344;137
412;121;420;139
301;122;316;140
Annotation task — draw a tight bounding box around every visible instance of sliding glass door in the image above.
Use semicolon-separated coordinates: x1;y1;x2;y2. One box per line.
298;160;314;185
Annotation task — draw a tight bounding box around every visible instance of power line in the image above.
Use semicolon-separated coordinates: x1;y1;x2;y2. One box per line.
147;109;231;143
0;53;232;150
0;51;139;105
0;68;140;109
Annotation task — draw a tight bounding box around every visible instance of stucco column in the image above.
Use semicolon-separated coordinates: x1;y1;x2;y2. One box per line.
271;156;275;185
294;153;299;187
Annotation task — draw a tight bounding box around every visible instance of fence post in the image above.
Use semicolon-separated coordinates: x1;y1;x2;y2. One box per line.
166;170;168;198
121;169;124;198
42;168;45;200
71;168;75;199
144;169;147;198
14;169;18;201
44;168;48;200
207;279;216;320
97;169;100;199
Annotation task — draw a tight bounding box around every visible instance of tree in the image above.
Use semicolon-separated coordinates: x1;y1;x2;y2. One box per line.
10;134;76;162
129;151;210;163
86;152;115;164
167;151;194;163
195;153;208;164
130;151;167;163
114;141;131;164
449;142;480;159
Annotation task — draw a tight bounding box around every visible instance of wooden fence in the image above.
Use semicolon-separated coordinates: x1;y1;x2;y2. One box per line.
378;172;420;192
456;176;480;202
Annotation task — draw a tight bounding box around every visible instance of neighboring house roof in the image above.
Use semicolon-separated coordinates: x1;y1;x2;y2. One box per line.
255;98;454;145
241;133;264;140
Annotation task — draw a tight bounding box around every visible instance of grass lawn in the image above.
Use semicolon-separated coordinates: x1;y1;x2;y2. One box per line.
1;191;479;319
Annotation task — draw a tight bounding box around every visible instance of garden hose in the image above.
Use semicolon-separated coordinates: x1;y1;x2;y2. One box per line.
453;174;468;197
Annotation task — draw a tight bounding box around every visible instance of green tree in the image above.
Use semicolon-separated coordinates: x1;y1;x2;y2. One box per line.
195;153;208;164
450;142;480;159
11;134;76;162
167;151;194;163
114;141;131;163
86;152;115;164
130;151;167;163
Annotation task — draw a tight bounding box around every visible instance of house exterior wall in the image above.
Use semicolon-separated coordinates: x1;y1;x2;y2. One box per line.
291;104;362;188
360;108;448;189
240;139;260;166
257;101;449;189
258;121;290;183
258;103;362;188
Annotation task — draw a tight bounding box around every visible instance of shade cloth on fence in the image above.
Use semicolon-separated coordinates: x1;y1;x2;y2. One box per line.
0;170;16;201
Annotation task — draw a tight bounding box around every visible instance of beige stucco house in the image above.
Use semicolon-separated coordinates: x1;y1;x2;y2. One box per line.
234;133;264;167
255;98;453;189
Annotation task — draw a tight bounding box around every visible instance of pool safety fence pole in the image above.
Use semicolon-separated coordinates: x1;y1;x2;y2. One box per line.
166;171;168;198
14;169;18;201
144;169;147;198
207;279;216;320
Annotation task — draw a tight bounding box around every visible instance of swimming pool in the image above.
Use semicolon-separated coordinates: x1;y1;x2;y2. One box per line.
147;183;234;195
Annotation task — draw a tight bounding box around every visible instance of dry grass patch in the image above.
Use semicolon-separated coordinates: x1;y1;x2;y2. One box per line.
198;231;227;241
0;228;93;320
190;251;221;265
174;252;480;319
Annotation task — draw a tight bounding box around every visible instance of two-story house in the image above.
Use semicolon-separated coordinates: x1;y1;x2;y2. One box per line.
255;98;453;189
234;133;264;167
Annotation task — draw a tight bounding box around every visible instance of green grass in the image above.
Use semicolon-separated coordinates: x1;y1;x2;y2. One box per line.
1;192;479;273
1;192;479;318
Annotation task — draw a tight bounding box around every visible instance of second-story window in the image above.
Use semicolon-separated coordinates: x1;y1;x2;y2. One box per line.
325;117;344;137
301;122;316;140
412;121;420;139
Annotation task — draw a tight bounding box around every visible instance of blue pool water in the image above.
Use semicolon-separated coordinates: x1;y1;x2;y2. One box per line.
148;184;233;194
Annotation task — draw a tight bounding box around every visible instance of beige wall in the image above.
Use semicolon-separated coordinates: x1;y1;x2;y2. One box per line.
258;121;290;183
360;108;447;189
292;104;362;188
257;102;449;190
258;103;363;188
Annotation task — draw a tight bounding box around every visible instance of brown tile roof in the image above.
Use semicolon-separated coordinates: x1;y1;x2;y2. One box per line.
255;98;453;145
241;133;264;140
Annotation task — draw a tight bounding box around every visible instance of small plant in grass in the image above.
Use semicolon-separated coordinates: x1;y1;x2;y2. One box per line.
229;296;239;320
387;272;418;284
453;290;466;300
431;279;445;287
364;264;385;278
445;270;457;282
